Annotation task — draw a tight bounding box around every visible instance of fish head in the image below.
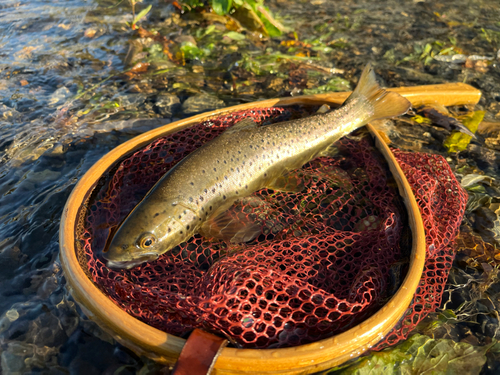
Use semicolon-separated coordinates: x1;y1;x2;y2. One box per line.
102;201;192;269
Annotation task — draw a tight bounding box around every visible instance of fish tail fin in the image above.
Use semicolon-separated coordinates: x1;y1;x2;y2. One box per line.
345;63;411;122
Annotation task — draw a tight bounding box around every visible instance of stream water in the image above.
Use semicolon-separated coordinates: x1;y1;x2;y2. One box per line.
1;0;500;373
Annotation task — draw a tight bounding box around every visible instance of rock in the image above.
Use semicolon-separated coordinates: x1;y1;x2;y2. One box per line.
479;121;500;150
154;94;181;117
1;344;27;374
119;93;147;108
45;144;66;156
124;39;145;66
395;67;446;84
174;35;197;46
264;76;285;95
84;28;97;38
88;118;171;134
0;104;20;119
5;309;19;322
26;170;61;183
69;358;100;375
181;94;225;115
16;98;39;112
49;87;71;105
126;80;155;94
149;60;177;72
434;54;467;63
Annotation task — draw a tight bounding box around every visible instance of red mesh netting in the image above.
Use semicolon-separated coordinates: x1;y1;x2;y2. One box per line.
78;107;468;349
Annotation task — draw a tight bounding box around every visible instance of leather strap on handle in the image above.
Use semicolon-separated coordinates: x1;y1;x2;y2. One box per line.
173;329;229;375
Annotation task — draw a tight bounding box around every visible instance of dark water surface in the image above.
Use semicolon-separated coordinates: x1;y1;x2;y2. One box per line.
1;0;500;373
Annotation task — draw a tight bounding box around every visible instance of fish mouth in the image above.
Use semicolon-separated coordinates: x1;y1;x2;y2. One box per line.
104;253;159;270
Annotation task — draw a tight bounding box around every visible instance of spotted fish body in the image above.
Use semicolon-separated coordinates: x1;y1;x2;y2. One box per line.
103;64;411;269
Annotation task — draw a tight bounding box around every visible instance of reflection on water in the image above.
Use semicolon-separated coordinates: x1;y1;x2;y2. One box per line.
0;0;500;373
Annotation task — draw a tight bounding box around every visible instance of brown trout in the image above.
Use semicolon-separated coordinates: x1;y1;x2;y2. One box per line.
103;64;411;269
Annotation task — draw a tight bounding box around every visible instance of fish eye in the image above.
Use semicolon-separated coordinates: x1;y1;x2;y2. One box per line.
138;234;156;249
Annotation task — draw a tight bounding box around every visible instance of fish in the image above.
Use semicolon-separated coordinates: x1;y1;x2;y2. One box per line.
102;63;411;269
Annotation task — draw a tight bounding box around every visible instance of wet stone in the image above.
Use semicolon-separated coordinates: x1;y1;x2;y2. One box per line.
130;82;156;94
113;345;139;366
1;345;27;373
266;76;285;91
150;60;177;72
154;94;181;117
45;144;66;156
29;313;67;347
88;118;171;134
118;93;148;108
66;333;120;374
181;93;225;115
0;244;27;282
2;341;60;373
69;358;100;375
15;98;43;113
49;87;71;105
26;169;61;183
174;35;197;46
0;104;20;119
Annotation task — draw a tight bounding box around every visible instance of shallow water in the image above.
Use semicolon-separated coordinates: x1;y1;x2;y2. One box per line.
1;0;500;373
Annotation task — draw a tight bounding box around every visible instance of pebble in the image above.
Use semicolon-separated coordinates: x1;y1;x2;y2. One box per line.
150;60;177;72
181;93;225;115
49;87;71;105
26;170;61;183
154;94;181;117
433;54;467;63
16;98;39;112
0;104;20;119
1;344;26;373
6;309;19;322
89;118;171;134
119;93;147;108
46;144;66;156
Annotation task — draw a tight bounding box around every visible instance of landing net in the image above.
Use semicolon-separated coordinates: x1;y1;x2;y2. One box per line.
77;107;467;349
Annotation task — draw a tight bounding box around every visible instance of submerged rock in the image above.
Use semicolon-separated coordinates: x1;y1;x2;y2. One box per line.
181;93;225;115
26;170;61;184
87;118;172;134
118;93;148;109
0;104;20;119
478;121;500;151
154;94;181;117
49;87;72;106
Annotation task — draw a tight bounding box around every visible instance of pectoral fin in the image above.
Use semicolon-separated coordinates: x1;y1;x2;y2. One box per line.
318;144;340;158
199;197;268;243
265;164;351;193
265;174;306;193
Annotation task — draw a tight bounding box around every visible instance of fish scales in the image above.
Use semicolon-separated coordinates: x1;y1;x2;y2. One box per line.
163;100;363;213
103;64;411;269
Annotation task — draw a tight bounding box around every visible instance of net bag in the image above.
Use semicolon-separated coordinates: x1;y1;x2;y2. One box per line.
77;107;467;350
